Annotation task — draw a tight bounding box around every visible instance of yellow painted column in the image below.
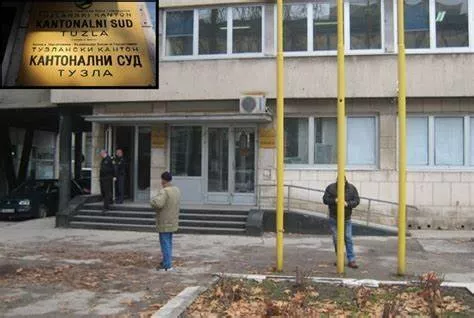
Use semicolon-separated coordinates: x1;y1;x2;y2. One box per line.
397;0;407;276
276;0;285;271
336;0;346;275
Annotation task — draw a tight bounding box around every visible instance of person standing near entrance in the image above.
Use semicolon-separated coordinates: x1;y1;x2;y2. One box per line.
150;171;181;272
323;176;360;269
114;148;126;204
99;150;114;211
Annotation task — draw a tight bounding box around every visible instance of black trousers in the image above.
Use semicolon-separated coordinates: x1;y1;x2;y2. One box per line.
115;175;125;203
100;176;113;209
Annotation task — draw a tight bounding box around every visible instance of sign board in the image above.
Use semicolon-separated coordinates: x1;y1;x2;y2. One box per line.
259;128;276;148
17;1;155;87
151;126;167;148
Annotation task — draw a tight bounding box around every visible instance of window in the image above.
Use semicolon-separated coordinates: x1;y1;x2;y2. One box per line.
285;116;377;167
284;118;309;164
313;1;337;51
435;0;469;48
165;6;263;57
232;7;262;53
199;8;227;55
284;4;307;52
1;7;16;64
405;0;430;49
349;0;382;50
407;117;429;165
314;118;336;164
165;11;194;56
407;115;474;168
170;126;202;176
404;0;470;50
434;117;464;165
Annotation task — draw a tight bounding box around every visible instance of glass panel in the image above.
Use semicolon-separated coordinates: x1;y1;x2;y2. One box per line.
405;0;430;49
1;7;16;64
137;127;151;191
435;0;469;48
234;128;255;193
313;0;337;51
349;0;381;50
284;4;307;52
166;11;194;56
407;117;429;165
471;118;474;165
314;118;337;164
435;117;464;166
347;117;376;165
284;118;308;164
232;7;262;53
208;128;228;192
199;8;227;55
170;126;202;176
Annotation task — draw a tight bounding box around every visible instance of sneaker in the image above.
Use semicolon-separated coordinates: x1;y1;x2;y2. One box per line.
348;261;359;269
156;267;175;272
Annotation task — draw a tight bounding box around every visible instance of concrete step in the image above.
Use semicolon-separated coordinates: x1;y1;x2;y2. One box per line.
178;219;246;229
80;205;250;216
77;209;155;218
69;221;247;235
71;215;155;225
180;213;248;222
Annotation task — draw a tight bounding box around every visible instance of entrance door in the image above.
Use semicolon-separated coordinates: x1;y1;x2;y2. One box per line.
114;126;134;201
206;127;256;205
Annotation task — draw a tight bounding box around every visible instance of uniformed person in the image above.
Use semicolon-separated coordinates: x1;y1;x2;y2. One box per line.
99;149;114;211
114;148;126;204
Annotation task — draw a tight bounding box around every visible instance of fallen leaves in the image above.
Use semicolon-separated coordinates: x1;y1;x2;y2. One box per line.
186;277;471;317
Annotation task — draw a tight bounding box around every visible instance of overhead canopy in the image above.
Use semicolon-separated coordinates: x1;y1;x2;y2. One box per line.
83;112;273;124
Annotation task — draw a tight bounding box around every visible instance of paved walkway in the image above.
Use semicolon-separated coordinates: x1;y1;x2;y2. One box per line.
0;218;473;317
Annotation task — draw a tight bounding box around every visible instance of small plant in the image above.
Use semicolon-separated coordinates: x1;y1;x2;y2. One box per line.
294;266;312;291
418;271;445;317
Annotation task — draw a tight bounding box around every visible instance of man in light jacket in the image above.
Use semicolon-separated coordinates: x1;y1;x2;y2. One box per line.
150;171;181;272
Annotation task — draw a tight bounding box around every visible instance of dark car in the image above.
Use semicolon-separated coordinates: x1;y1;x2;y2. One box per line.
0;179;87;220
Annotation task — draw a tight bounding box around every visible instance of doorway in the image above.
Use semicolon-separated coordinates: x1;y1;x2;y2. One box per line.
206;127;256;205
113;126;151;202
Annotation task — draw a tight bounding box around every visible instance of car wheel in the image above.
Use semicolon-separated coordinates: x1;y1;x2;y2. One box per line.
39;205;48;218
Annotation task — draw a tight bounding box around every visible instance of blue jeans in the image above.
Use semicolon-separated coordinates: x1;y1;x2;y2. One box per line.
159;232;173;269
328;218;356;263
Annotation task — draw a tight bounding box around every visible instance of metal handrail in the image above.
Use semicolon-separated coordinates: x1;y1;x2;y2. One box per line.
256;183;418;226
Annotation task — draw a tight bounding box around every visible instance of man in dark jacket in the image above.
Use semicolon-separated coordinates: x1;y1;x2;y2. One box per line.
323;176;360;268
114;148;126;204
100;149;114;211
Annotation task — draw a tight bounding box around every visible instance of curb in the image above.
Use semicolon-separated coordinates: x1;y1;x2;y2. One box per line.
151;286;206;318
219;273;474;295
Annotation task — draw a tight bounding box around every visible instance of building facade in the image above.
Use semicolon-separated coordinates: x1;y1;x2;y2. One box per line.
36;0;474;230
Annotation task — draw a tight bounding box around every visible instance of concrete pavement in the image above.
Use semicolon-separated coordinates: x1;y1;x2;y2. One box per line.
0;218;473;317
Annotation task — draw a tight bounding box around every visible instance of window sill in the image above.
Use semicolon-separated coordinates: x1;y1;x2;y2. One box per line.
407;167;474;172
285;165;378;171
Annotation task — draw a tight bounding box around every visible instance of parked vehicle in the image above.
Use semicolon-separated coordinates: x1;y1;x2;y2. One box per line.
0;179;87;220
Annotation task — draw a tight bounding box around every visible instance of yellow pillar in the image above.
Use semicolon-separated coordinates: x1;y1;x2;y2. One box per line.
276;0;285;271
397;0;407;275
336;0;346;274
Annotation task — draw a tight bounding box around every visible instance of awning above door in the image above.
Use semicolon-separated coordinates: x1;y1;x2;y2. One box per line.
83;112;273;124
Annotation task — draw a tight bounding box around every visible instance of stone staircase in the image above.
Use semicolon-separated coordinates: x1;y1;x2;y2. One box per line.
69;202;251;235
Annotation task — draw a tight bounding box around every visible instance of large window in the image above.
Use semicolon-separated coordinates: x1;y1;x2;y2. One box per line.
349;0;382;50
404;0;470;50
285;116;378;167
408;115;474;167
199;8;227;55
170;126;202;176
283;1;382;53
165;11;194;56
165;6;263;57
284;4;307;52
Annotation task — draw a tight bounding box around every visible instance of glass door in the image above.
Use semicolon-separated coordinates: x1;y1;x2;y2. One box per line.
206;128;230;203
134;127;151;202
232;127;256;205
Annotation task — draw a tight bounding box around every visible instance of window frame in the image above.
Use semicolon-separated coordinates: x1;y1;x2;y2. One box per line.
406;114;474;171
2;2;22;86
394;0;474;54
163;5;266;60
284;114;379;170
281;1;385;57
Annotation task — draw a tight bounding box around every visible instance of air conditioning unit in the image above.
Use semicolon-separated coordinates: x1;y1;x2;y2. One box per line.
239;95;266;114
